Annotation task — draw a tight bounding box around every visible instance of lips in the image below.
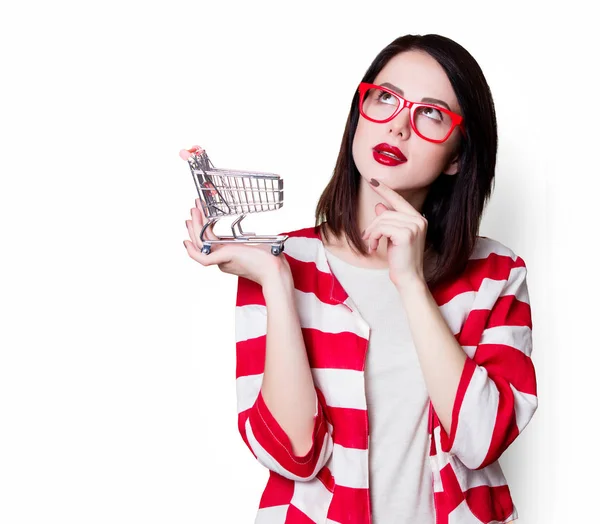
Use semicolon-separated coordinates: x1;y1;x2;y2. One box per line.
373;143;407;163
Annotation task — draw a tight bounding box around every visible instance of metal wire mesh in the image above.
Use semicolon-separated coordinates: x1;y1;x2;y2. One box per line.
192;168;284;219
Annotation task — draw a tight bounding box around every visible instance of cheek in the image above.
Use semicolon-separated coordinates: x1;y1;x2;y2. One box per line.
417;143;454;172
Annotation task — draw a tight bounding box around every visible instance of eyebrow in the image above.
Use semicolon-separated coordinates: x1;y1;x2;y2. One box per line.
380;82;452;111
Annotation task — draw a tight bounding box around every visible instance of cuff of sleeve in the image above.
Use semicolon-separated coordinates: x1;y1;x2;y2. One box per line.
441;357;477;453
249;390;325;470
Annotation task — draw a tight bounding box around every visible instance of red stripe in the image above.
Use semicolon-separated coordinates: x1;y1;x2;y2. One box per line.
237;408;256;458
327;406;368;449
236;335;266;378
303;328;367;371
474;344;537;395
286;256;343;307
466;252;525;290
236;326;367;380
316;466;335;493
236;276;266;307
465;484;514;522
486;293;532;329
441;357;477;453
458;309;489;346
481;378;521;469
259;471;295;508
327;485;370;524
431;276;475;307
249;390;328;478
430;253;523;307
286;504;316;523
440;462;465;511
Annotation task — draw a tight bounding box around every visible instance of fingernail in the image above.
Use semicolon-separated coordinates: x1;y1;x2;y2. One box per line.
370;178;379;187
183;241;187;248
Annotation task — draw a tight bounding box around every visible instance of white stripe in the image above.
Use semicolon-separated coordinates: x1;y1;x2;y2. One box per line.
295;289;363;336
236;373;263;413
473;266;529;312
331;443;369;489
452;364;498;469
236;304;267;342
236;289;363;340
284;235;330;273
502;265;529;303
429;428;451;493
254;505;289;523
461;345;477;359
290;477;334;522
439;290;476;334
471;277;505;311
510;384;538;432
450;456;509;491
480;324;533;356
312;368;366;410
245;416;334;481
470;237;518;261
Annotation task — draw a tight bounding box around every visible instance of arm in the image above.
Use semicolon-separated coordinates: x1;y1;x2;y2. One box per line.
235;269;333;481
398;255;537;470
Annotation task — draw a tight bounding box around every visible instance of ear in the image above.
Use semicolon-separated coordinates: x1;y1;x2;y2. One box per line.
442;153;460;176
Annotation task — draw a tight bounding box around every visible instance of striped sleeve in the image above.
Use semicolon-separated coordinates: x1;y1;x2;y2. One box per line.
440;255;538;470
235;275;334;481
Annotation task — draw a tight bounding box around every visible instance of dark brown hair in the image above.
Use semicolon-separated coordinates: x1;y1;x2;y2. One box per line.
315;34;498;290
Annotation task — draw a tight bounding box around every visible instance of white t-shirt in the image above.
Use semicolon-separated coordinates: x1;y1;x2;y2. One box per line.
324;247;435;524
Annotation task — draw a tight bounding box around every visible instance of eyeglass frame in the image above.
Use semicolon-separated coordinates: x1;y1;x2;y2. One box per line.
357;82;466;144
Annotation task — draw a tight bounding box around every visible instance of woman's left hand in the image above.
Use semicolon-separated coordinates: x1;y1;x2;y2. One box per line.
361;178;428;289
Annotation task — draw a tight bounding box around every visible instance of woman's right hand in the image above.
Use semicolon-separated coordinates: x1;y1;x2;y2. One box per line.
183;198;292;287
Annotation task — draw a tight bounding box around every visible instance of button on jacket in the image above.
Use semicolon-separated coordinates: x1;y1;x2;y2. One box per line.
234;225;537;524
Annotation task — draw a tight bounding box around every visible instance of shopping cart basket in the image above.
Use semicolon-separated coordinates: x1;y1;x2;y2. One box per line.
181;146;289;256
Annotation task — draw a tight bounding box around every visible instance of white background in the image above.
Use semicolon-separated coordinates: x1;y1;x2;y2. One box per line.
1;1;597;522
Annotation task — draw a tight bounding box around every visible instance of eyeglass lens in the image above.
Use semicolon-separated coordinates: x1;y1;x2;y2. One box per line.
361;87;453;141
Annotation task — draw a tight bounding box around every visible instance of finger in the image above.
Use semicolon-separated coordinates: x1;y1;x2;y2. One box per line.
194;198;217;239
368;178;420;216
363;213;425;239
191;207;218;244
368;223;419;249
185;220;197;249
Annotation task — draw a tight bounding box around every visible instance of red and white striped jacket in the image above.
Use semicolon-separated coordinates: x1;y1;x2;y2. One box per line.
235;225;537;524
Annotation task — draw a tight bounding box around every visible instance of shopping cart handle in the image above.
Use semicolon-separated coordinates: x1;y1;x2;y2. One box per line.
179;145;204;161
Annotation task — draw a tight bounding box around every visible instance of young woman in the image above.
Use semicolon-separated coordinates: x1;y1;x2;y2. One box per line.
183;34;537;524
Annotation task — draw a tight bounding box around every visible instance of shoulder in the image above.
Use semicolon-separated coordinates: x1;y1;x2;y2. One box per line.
468;236;529;298
469;236;523;264
276;225;324;265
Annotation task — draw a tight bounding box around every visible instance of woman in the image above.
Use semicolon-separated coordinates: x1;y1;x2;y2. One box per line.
183;34;537;524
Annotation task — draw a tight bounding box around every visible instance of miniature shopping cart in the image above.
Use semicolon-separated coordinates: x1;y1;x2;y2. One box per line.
181;146;289;256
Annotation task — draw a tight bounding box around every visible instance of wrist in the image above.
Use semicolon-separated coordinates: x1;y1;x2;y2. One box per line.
261;260;294;294
394;275;428;295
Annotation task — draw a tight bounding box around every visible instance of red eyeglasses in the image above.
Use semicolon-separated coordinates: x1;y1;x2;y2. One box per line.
357;82;466;144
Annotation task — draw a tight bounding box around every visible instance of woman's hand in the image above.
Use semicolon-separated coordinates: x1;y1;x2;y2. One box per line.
183;198;291;287
361;178;428;290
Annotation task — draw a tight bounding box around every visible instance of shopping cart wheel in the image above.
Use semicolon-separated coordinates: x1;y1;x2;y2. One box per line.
271;244;284;256
201;244;212;255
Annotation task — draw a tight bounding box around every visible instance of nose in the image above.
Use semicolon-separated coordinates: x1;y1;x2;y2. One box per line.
388;106;411;139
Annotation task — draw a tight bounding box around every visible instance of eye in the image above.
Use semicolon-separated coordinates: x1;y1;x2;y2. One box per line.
375;90;396;105
417;106;444;121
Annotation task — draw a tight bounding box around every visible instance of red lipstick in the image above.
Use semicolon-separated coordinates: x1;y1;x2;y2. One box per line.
372;143;407;166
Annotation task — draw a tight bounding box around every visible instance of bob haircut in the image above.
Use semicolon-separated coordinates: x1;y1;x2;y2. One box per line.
315;34;498;290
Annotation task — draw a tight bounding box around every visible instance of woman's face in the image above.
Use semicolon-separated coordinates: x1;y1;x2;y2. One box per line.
352;50;463;193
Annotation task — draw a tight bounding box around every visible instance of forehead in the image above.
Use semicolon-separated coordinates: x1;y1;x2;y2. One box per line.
373;50;459;111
